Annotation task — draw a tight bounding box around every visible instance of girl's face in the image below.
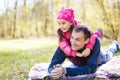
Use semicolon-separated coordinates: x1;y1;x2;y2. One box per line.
57;19;72;32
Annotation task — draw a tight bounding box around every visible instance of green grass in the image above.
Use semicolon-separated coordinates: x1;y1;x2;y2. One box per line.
0;51;54;80
0;37;57;80
0;38;119;80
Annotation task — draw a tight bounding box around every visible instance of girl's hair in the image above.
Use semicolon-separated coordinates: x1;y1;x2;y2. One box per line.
57;25;74;41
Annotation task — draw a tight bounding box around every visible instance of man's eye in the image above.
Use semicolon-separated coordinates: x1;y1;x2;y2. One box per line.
77;39;81;41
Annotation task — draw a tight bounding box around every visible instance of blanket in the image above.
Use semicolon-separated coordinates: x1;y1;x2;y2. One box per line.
28;56;120;80
96;56;120;79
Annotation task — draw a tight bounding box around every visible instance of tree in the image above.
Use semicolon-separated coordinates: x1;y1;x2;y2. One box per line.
81;0;86;22
32;0;50;36
13;0;18;38
92;0;120;40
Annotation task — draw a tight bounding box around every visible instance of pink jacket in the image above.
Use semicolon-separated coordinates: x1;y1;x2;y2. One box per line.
59;31;96;57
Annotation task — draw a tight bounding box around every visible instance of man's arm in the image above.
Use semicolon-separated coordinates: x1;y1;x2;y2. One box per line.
48;47;66;73
66;38;100;76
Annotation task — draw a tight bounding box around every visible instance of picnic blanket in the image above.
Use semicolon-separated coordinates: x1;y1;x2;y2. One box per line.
96;56;120;79
28;56;120;80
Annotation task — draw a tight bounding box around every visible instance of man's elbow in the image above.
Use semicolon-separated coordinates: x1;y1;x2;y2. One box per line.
48;66;53;73
89;64;98;73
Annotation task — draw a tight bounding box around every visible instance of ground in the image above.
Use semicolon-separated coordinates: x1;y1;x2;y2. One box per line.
0;37;119;80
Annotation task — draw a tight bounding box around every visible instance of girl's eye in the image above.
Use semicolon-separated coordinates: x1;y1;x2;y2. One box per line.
58;23;60;25
62;22;65;25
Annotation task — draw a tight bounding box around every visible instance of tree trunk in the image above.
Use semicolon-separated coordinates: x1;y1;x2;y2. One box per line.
49;0;54;34
13;1;17;38
81;0;86;22
44;18;48;36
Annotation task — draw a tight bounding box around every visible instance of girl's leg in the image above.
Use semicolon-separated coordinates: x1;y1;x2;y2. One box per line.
98;41;119;65
107;40;119;53
93;28;103;39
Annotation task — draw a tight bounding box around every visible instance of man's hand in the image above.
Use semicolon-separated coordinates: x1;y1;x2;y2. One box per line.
50;64;63;79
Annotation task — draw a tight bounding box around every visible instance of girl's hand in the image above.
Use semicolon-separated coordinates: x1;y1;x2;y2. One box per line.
76;52;83;57
82;48;90;57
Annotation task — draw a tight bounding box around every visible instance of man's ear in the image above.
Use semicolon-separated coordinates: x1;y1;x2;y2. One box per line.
85;38;90;44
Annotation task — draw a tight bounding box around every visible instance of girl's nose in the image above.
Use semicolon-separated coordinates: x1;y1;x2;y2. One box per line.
59;25;63;28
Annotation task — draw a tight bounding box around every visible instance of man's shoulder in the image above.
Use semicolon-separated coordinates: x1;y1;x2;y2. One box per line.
91;37;100;53
95;37;100;44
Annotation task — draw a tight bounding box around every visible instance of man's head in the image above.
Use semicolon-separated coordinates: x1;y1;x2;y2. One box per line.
70;25;91;50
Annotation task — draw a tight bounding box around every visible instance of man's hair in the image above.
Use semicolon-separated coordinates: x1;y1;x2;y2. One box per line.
73;25;91;40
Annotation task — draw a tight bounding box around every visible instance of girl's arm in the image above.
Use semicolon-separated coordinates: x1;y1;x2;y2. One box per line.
85;34;96;50
80;34;96;57
81;48;91;57
59;38;77;57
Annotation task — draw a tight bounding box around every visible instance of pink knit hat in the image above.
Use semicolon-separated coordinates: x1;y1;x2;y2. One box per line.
57;7;78;25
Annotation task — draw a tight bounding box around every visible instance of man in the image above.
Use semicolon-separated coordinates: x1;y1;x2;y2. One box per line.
48;25;100;79
48;25;119;79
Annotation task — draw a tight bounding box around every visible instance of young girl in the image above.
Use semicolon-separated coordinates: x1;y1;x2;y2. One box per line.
57;7;103;57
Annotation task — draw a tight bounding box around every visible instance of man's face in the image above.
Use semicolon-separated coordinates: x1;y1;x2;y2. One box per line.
70;31;89;50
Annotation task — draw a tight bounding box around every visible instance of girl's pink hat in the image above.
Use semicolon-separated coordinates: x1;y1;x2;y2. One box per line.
57;7;78;25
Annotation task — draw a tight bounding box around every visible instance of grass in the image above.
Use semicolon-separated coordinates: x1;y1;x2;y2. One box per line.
0;37;57;80
0;37;119;80
0;51;53;80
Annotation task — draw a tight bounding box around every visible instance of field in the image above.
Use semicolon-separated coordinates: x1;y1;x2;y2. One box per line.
0;37;119;80
0;37;57;80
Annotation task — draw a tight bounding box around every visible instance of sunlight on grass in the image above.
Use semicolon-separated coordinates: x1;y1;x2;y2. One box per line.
0;37;58;51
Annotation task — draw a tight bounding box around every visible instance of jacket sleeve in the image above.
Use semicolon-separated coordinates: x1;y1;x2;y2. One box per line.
59;38;76;57
48;47;66;73
66;38;100;76
85;33;96;50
